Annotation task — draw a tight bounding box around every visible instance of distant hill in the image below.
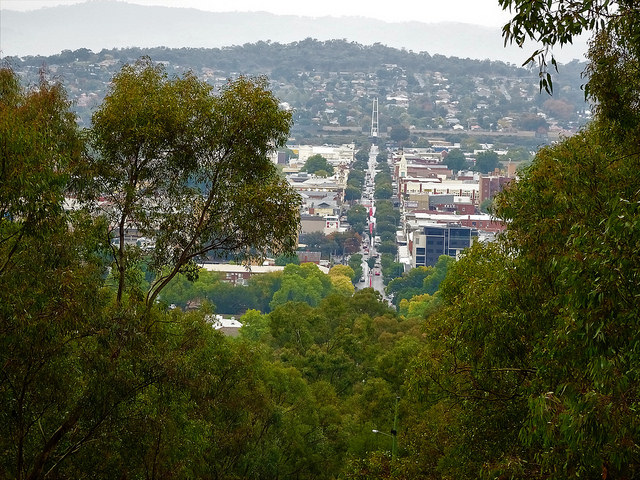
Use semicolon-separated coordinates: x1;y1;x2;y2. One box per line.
0;0;587;63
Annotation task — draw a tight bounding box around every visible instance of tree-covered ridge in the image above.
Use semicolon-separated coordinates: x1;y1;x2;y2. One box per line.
9;40;524;78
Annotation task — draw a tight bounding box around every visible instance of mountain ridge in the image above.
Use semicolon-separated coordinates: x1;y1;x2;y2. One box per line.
1;0;587;63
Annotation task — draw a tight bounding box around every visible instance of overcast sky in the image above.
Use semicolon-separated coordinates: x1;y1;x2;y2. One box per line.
3;0;514;27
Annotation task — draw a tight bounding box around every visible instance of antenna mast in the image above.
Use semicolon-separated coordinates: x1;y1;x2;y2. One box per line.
370;97;378;138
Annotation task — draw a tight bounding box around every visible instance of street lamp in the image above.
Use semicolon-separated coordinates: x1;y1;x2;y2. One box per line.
372;396;400;462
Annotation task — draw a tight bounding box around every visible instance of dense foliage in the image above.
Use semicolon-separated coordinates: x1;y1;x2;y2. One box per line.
0;62;312;480
404;4;640;478
3;2;640;476
0;60;437;480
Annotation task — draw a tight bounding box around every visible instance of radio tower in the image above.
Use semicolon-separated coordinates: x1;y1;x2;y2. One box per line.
370;97;378;138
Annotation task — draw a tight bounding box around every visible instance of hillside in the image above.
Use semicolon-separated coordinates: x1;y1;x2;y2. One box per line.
6;40;589;147
0;0;587;63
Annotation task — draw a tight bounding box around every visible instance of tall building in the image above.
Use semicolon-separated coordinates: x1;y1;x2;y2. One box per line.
411;223;478;267
479;175;512;204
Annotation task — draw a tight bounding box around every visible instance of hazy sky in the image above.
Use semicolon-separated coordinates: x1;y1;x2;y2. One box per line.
3;0;514;27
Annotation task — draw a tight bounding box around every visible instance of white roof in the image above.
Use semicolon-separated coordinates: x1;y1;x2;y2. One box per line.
411;212;493;223
206;314;243;330
200;263;329;275
200;264;284;274
214;318;243;329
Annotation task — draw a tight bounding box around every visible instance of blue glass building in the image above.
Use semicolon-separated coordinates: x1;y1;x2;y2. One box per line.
413;223;478;267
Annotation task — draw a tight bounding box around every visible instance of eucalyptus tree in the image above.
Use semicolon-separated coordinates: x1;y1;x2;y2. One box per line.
84;58;300;306
405;4;640;476
0;60;304;479
499;0;640;93
0;67;83;275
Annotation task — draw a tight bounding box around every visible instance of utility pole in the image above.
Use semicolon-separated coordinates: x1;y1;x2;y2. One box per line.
391;395;399;462
372;396;400;463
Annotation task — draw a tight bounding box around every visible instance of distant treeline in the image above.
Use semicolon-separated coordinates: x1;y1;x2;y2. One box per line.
7;39;549;78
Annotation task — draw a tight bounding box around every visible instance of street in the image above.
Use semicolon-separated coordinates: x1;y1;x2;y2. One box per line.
354;144;390;304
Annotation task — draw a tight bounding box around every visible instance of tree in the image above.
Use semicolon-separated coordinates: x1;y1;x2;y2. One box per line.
542;98;575;121
443;148;467;172
329;264;355;282
239;309;270;341
389;125;410;142
329;231;362;256
385;267;431;307
375;220;397;235
408;242;535;479
398;293;439;320
299;231;327;250
345;185;362;202
302;153;335;175
270;263;334;309
158;268;220;308
348;253;363;282
498;0;636;93
275;252;300;266
2;61;437;480
354;149;369;163
479;198;493;214
246;270;283;312
84;58;300;306
422;255;454;295
408;20;640;477
474;150;500;173
379;231;395;243
0;64;318;479
299;231;339;259
379;253;404;285
517;113;549;132
377;240;397;255
329;273;356;296
0;67;83;275
375;200;400;225
493;121;640;477
0;70;115;479
347;204;368;234
347;169;365;189
374;184;393;200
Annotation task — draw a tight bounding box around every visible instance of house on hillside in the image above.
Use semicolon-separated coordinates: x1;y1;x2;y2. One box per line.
206;314;242;337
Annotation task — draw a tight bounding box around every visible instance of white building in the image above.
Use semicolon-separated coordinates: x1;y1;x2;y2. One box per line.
293;144;355;167
206;314;243;337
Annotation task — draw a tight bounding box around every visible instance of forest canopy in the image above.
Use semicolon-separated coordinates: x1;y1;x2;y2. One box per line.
3;1;640;477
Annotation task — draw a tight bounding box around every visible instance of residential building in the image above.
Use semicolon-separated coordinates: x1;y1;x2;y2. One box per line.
206;314;242;337
199;264;286;286
297;251;321;264
199;263;330;286
479;175;513;204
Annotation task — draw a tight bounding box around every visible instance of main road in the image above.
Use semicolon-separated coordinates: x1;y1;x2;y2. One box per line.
354;144;389;303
